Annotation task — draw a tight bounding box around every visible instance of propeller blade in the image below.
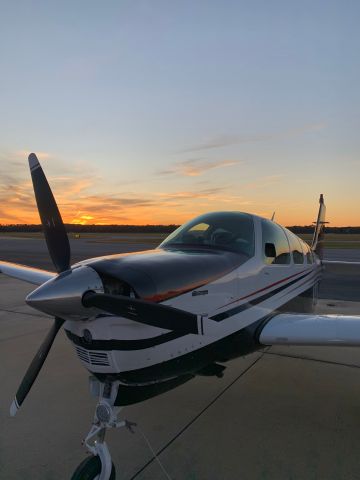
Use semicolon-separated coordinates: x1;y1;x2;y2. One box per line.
28;153;70;273
83;292;200;335
10;317;64;416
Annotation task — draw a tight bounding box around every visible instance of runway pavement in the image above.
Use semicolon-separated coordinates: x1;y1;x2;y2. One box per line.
1;239;360;479
0;235;159;270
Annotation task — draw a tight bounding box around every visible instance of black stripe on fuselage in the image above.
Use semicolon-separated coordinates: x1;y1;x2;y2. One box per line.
279;272;321;300
93;313;273;387
65;268;319;351
210;269;316;322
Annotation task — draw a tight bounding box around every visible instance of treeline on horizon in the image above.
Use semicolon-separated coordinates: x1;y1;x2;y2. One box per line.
1;224;360;234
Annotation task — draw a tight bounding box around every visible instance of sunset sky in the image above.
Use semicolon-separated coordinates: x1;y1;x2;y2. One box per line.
0;1;359;226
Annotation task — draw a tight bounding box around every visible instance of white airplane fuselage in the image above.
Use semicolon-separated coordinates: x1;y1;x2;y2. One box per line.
24;214;321;404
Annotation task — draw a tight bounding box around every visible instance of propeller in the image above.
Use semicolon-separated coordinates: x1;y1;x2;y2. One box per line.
11;153;199;415
10;154;70;415
83;291;200;335
10;318;64;416
29;153;70;273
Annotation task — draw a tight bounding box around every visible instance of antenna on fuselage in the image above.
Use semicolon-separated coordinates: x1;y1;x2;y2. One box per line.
271;211;276;221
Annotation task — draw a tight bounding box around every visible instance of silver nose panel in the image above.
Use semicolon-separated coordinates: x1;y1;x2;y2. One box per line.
26;265;104;320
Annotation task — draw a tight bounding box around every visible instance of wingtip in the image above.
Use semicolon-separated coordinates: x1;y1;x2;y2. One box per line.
28;153;40;170
10;398;19;417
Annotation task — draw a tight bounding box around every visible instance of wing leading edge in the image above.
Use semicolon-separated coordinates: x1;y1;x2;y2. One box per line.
0;261;55;285
258;313;360;347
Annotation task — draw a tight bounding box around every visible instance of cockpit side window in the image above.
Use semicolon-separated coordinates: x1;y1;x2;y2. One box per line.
261;219;291;265
287;232;305;264
159;212;255;257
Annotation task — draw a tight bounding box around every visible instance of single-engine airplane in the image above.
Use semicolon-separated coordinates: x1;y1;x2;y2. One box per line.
1;153;360;479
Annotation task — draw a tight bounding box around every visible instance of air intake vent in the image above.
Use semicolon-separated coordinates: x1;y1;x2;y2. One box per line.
75;347;110;367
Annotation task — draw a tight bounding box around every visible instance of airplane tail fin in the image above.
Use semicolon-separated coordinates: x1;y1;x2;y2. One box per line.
311;194;327;258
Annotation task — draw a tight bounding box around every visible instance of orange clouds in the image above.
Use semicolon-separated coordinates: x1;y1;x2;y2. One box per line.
158;158;240;176
0;153;250;225
0;168;253;225
0;151;358;227
0;184;357;227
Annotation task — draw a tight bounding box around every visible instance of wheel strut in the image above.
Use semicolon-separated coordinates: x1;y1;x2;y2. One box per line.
80;377;136;480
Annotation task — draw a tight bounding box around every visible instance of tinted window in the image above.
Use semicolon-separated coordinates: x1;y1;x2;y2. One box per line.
287;232;304;264
160;212;255;257
261;220;291;265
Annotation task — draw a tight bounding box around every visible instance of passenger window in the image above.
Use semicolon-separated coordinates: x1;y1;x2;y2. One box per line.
302;242;313;264
261;220;291;265
287;232;304;264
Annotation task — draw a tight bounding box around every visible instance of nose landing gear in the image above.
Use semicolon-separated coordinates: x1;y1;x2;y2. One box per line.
71;378;136;480
71;454;115;480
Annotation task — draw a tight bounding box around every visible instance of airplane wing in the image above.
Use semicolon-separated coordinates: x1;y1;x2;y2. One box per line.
258;313;360;347
322;260;360;274
0;261;55;285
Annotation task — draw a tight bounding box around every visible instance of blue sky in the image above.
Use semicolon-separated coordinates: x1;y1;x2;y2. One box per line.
0;0;359;225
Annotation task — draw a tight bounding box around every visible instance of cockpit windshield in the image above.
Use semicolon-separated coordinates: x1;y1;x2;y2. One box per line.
159;212;255;257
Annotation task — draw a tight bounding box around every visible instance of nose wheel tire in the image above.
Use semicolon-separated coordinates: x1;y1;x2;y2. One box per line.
71;455;116;480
